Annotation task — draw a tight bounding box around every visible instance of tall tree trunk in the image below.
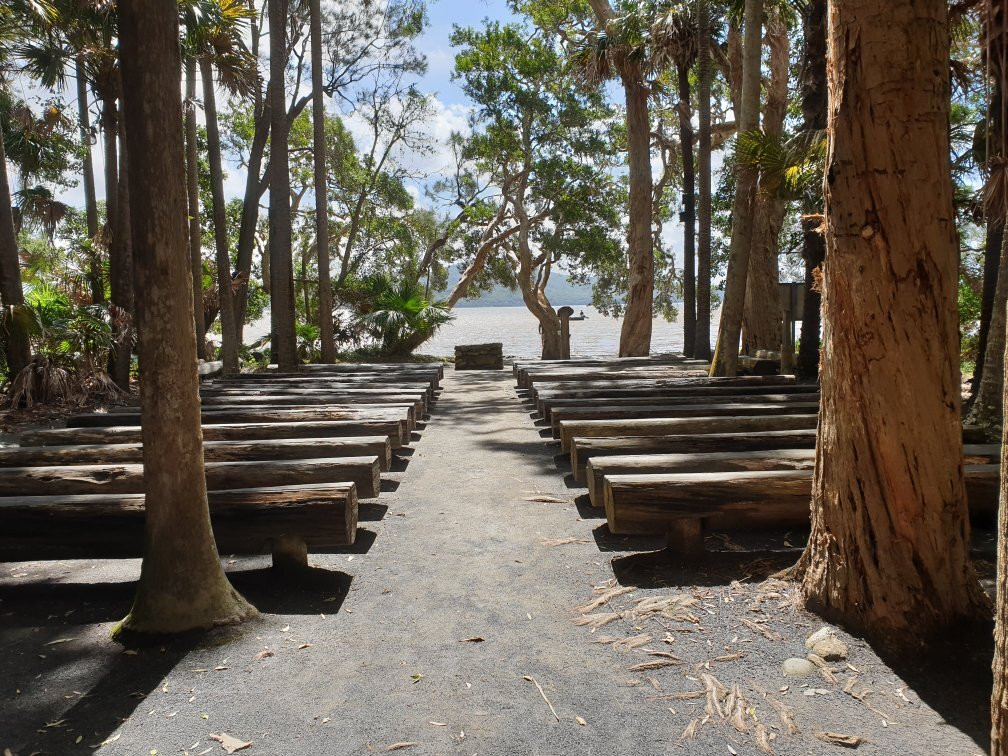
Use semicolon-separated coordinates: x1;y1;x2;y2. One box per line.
796;217;824;379
791;0;988;641
709;0;762;376
115;0;255;635
310;0;336;363
0;125;29;377
976;218;1005;396
694;0;712;361
76;58;103;305
741;10;788;355
618;71;654;357
969;229;1008;434
185;56;206;359
678;64;696;358
268;0;298;371
795;0;827;381
99;92;129;389
200;57;239;375
109;129;134;390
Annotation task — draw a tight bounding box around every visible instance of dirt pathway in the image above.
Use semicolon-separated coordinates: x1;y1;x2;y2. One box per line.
0;368;995;755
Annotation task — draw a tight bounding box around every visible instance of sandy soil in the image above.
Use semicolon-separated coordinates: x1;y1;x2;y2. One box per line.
0;369;996;755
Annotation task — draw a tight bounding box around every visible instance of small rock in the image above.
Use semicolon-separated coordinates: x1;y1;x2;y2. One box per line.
782;658;816;678
812;636;849;662
805;626;833;650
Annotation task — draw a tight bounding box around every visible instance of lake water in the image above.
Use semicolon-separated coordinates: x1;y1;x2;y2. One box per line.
421;305;722;359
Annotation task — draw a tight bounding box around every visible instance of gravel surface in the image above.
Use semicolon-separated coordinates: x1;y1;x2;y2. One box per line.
0;368;997;755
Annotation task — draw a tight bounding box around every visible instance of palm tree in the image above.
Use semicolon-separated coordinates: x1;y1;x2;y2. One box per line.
116;0;256;635
74;56;103;304
268;0;298;370
354;273;453;357
694;0;713;360
652;5;698;356
181;0;257;375
183;56;206;358
310;0;336;363
709;0;762;376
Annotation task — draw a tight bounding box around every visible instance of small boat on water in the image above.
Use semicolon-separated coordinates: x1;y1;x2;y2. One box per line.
568;310;588;321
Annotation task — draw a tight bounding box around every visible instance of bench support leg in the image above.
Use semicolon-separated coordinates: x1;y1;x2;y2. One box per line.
665;519;705;563
271;535;308;570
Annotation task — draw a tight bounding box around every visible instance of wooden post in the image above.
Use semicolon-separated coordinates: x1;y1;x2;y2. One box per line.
666;519;705;562
558;306;574;360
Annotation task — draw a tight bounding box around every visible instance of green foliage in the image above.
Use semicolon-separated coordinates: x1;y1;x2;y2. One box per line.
349;273;453;357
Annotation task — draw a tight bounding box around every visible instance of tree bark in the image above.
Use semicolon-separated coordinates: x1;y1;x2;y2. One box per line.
200;57;239;374
185;56;206;359
678;64;696;358
115;0;255;635
710;0;762;376
795;0;827;381
694;0;712;361
269;0;299;371
0;122;29;377
108;128;134;390
792;0;989;642
970;228;1008;435
310;0;336;362
618;69;654;357
76;58;104;305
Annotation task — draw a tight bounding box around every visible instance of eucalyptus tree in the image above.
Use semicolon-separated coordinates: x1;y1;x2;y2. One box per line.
694;0;713;360
451;22;621;358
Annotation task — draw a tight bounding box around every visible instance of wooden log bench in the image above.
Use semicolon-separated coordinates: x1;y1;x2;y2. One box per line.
67;405;415;434
736;355;780;376
585;444;1001;507
558;413;820;452
0;482;358;568
201;384;435;403
516;360;715;388
0;455;383;499
603;466;1000;562
569;429;820;482
548;401;820;437
537;391;820;420
0;436;393;471
108;394;428;416
228;372;441;392
525;375;799;400
517;368;710;390
22;419;409;449
513;356;710;380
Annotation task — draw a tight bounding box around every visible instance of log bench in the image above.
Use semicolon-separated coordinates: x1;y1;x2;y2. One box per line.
227;372;441;392
558;414;820;452
69;405;416;432
603;466;1000;561
0;455;383;499
548;401;820;437
0;436;393;471
537;391;820;421
525;375;799;401
201;385;435;404
21;420;409;448
585;444;1001;507
0;482;358;567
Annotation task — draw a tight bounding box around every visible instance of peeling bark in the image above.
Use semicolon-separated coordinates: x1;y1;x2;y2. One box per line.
793;0;988;641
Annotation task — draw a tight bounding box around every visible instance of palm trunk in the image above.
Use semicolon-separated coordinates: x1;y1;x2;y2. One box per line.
76;58;103;305
677;64;696;358
795;0;827;381
115;0;255;635
741;10;788;356
109;126;134;390
184;57;206;359
200;57;239;375
268;0;298;371
792;0;988;642
0;124;29;377
618;69;654;357
310;0;336;363
695;0;713;361
710;0;762;376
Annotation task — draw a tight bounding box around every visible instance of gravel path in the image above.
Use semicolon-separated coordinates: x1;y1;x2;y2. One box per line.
0;368;996;755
